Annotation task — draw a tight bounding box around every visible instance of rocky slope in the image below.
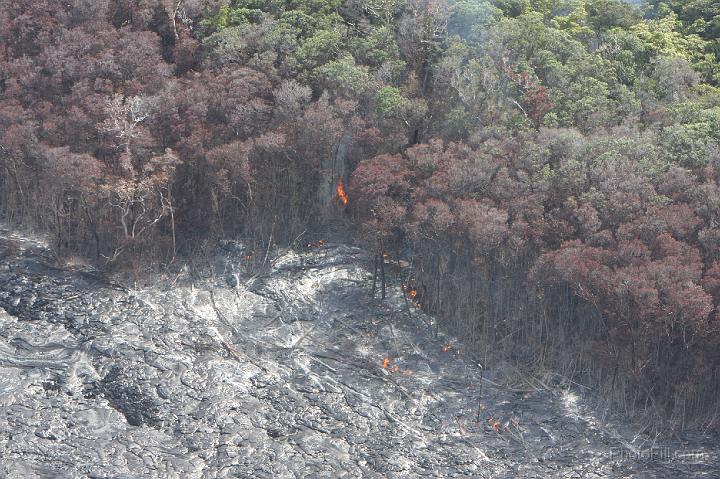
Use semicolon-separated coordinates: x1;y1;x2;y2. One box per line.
0;225;717;478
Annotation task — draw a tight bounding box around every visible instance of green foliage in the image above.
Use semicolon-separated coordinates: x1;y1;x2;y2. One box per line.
198;0;720;153
314;55;371;94
349;27;399;67
295;29;343;70
631;13;716;77
448;1;501;36
551;1;593;38
287;0;343;16
585;0;643;31
443;107;474;138
646;0;720;39
203;26;250;65
374;86;411;118
494;0;531;17
659;123;713;169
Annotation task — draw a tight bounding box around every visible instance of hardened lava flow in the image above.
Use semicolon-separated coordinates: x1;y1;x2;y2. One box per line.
0;225;718;478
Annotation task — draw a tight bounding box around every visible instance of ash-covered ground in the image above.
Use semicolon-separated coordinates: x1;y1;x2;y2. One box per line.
0;225;718;478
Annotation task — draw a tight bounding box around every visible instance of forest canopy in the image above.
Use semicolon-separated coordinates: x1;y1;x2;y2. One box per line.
3;0;720;430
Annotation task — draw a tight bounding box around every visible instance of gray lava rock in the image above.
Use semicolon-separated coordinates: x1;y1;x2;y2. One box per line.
0;225;718;478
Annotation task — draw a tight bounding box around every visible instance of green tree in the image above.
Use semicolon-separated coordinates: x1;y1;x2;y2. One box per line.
314;55;372;94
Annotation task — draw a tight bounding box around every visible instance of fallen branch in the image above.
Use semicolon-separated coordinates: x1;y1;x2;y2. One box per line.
291;323;317;350
308;355;337;373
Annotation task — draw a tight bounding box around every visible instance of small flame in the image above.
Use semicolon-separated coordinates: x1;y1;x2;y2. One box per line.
382;357;400;373
403;283;420;307
336;178;349;205
442;343;452;353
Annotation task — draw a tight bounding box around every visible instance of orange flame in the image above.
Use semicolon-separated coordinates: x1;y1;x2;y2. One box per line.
336;178;349;205
382;357;400;373
442;343;452;353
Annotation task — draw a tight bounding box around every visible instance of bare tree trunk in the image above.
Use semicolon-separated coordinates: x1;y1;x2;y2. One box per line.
476;365;484;422
168;188;176;263
171;1;183;39
381;251;386;300
372;253;378;298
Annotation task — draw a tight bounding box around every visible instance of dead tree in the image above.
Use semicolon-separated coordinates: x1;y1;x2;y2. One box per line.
371;251;387;300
